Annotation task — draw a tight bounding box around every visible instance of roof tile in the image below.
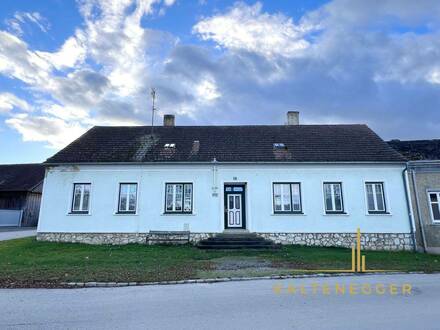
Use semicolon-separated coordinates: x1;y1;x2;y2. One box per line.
46;125;406;164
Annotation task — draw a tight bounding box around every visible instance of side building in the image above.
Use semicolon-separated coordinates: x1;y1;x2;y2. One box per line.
390;139;440;254
0;164;45;227
407;161;440;253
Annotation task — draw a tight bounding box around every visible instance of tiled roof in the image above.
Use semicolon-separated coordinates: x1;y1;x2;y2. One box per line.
46;125;406;164
388;139;440;161
0;164;45;192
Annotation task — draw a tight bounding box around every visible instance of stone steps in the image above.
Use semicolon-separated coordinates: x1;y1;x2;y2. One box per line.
197;233;280;250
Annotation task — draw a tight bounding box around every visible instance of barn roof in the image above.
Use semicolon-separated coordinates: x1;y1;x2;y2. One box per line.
0;164;45;192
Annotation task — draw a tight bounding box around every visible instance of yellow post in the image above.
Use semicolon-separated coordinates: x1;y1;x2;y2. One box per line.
357;228;361;272
362;255;366;272
351;246;356;272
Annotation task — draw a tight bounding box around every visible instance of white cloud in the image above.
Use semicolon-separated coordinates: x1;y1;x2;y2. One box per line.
0;93;32;113
38;36;87;70
3;0;440;152
0;31;52;85
6;114;87;148
193;2;312;58
5;11;50;36
164;0;176;6
80;0;159;96
0;0;178;149
196;79;221;102
42;104;89;121
427;69;440;84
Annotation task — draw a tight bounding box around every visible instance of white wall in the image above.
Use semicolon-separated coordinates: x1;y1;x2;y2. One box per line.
38;163;411;234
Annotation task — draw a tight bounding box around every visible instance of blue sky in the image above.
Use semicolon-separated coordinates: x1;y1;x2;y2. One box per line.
1;0;440;164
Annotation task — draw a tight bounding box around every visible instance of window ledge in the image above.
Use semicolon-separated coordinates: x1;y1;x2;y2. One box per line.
271;212;306;216
366;212;392;216
323;212;349;216
161;213;196;216
114;212;138;216
67;212;91;216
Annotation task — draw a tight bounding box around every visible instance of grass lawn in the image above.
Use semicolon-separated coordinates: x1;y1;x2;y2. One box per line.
1;238;440;287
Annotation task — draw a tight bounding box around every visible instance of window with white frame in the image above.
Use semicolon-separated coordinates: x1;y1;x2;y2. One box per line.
429;192;440;222
118;183;137;213
71;183;91;214
165;183;193;213
365;182;387;213
323;182;344;213
273;183;302;213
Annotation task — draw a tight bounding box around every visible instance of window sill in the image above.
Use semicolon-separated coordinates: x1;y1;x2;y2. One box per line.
323;212;349;216
271;212;306;216
114;212;138;216
161;213;196;216
67;212;91;216
366;212;392;216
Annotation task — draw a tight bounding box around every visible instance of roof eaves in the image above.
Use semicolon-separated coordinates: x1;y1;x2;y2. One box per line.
43;160;407;166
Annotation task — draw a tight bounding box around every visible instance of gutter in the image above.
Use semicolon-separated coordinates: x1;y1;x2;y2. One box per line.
408;160;440;167
410;169;428;253
402;167;417;252
43;161;408;167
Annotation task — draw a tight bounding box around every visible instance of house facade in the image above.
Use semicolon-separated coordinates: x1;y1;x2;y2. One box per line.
0;164;45;227
37;112;415;250
407;161;440;254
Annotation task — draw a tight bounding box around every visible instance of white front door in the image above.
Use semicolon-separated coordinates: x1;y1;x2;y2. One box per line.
227;194;242;228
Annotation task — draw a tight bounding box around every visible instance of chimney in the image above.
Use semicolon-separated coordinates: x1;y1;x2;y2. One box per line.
286;111;299;125
163;114;175;127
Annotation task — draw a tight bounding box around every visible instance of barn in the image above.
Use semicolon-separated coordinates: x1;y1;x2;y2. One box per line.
0;164;45;227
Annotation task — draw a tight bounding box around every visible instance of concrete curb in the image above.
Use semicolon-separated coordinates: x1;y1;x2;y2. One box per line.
61;271;427;288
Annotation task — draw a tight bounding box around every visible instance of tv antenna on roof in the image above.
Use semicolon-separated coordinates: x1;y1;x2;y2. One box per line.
150;87;156;135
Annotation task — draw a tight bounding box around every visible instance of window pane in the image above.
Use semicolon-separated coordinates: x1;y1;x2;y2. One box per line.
82;184;90;211
235;196;240;209
273;184;282;211
282;184;291;211
183;184;192;212
375;184;385;211
324;184;333;211
430;193;438;203
128;195;136;211
291;184;301;211
73;185;82;211
366;184;375;211
229;195;234;209
120;184;128;196
129;184;137;194
175;184;183;211
119;184;128;211
166;184;174;211
432;200;440;221
333;184;342;211
128;184;137;211
120;194;127;211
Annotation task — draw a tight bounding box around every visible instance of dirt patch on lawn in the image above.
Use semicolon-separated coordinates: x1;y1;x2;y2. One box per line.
212;257;274;271
197;256;323;278
198;256;287;278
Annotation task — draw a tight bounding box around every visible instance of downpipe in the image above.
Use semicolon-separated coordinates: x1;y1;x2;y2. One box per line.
409;169;427;253
402;168;418;252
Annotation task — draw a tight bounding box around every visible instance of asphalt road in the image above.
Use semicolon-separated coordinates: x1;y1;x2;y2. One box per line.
0;273;438;330
0;228;36;241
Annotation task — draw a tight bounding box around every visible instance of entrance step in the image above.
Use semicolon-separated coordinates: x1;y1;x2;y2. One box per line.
197;233;280;250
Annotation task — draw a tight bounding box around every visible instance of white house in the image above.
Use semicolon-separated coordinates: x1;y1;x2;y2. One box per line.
37;112;415;250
